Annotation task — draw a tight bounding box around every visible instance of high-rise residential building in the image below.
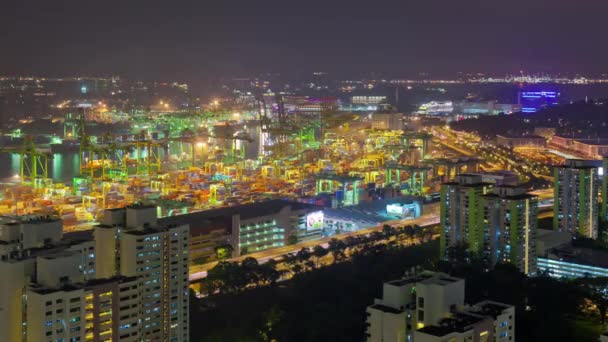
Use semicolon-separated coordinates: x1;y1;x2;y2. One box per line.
482;186;538;275
602;156;608;222
554;159;599;239
97;204;190;342
440;174;491;258
365;270;515;342
440;175;538;274
0;205;190;342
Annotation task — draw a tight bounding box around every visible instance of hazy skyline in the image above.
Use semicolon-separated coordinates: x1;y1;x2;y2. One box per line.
2;0;608;82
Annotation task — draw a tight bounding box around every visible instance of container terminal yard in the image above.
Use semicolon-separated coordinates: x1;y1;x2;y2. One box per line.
0;96;560;279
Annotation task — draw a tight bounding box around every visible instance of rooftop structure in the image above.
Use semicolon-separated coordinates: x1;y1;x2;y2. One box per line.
366;270;515;342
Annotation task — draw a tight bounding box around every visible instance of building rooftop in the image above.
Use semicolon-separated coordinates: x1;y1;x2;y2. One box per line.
159;199;320;234
386;273;433;287
386;271;461;287
368;303;403;314
443;174;492;187
126;202;156;209
85;275;139;287
28;283;82;295
417;312;486;337
418;275;462;286
0;214;61;224
483;193;536;200
545;244;608;269
558;159;602;169
469;300;512;319
123;228;164;236
497;134;545;139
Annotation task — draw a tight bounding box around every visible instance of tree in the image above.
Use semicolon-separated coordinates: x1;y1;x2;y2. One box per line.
296;247;311;263
576;277;608;324
242;256;259;269
382;224;395;238
258;306;284;342
328;238;346;263
206;261;247;294
412;224;423;240
214;244;233;261
304;260;316;271
312;245;328;260
291;264;303;275
242;257;261;285
404;225;415;241
370;231;383;241
287;234;298;245
258;263;281;286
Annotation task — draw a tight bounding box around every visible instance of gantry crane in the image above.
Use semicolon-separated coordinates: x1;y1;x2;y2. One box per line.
0;136;51;185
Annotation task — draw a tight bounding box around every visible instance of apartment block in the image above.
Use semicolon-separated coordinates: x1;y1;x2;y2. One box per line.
440;174;491;257
554;159;599;239
441;175;538;274
482;186;538;274
0;203;190;342
366;271;515;342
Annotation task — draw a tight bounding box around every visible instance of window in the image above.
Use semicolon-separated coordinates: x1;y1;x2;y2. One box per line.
418;297;424;308
418;310;424;321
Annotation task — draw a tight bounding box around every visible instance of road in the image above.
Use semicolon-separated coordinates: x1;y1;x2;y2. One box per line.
189;211;441;281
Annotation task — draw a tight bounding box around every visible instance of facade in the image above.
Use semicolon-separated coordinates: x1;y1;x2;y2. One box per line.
518;90;559;113
537;257;608;279
440;175;538;274
366;271;515;342
415;302;514;342
0;206;189;342
366;271;465;342
533;127;556;139
553;159;599;239
97;205;190;342
352;96;387;105
417;101;454;115
603;157;608;222
481;186;538;275
440;174;491;258
496;135;546;148
189;225;231;264
160;199;320;257
537;243;608;279
466;171;519;186
283;95;339;113
347;96;387;111
453;101;520;116
0;206;190;342
372;112;404;131
26;276;141;342
550;136;608;159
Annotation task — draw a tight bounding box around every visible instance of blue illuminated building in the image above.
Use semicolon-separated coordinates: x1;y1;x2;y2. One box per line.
518;90;559;113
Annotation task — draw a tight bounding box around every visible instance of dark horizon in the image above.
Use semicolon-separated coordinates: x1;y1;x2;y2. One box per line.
2;0;608;83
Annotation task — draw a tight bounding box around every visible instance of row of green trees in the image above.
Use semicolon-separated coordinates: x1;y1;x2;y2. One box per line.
201;257;281;296
191;239;440;341
199;223;437;297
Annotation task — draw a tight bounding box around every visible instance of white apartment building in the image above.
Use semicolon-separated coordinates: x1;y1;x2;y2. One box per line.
0;204;190;342
366;271;515;342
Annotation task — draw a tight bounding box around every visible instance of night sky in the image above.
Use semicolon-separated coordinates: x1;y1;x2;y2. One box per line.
2;0;608;81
